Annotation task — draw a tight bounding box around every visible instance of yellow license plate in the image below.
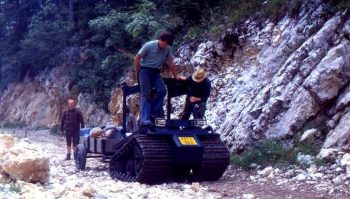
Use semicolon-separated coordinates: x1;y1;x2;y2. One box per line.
178;137;198;145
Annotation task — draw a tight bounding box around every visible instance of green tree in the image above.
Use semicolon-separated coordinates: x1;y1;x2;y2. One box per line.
18;1;72;76
0;0;42;89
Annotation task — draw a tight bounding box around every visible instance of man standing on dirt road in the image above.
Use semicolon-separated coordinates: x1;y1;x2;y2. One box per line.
134;31;178;128
60;99;85;161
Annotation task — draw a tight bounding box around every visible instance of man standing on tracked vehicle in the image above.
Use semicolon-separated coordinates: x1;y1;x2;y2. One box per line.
134;31;178;128
60;99;85;160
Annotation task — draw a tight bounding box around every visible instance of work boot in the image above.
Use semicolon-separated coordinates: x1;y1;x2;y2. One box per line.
64;153;71;161
73;152;77;160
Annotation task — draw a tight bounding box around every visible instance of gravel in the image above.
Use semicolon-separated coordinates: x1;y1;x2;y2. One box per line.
1;128;350;198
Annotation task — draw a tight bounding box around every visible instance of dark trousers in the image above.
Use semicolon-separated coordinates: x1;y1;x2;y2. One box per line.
139;68;166;124
65;131;79;147
181;97;207;120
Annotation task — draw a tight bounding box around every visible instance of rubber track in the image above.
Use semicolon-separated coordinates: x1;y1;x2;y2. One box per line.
109;134;230;184
109;134;175;184
190;134;230;181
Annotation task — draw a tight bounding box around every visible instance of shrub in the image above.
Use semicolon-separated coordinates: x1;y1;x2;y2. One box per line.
329;0;350;11
17;1;72;77
288;0;303;17
224;0;262;24
231;138;296;169
263;0;288;17
231;136;323;169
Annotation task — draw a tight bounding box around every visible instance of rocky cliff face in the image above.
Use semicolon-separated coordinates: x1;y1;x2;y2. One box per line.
0;64;111;128
174;0;350;154
0;0;349;156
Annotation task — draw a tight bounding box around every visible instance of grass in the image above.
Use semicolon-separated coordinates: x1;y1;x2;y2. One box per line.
0;181;23;194
231;138;296;169
9;183;22;193
263;0;288;17
231;136;325;170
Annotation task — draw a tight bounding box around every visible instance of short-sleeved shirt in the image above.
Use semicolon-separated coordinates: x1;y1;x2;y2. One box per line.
138;40;174;69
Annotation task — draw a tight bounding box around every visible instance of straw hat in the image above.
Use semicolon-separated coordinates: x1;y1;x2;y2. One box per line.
192;68;207;82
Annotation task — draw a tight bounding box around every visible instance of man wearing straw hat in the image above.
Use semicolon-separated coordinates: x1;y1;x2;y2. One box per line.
179;67;211;120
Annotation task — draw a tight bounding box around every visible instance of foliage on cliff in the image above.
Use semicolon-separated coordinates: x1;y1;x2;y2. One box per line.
0;0;348;109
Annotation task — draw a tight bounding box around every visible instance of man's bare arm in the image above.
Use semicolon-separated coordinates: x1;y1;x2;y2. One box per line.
134;54;141;75
190;96;202;103
167;59;178;79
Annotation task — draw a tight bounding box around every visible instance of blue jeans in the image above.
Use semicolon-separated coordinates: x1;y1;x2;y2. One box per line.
139;68;166;125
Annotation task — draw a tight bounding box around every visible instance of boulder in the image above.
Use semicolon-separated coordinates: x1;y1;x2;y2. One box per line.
295;173;307;181
323;110;350;149
82;187;97;198
340;153;350;174
0;134;50;183
340;153;350;167
317;148;339;161
300;128;320;142
257;166;274;177
191;182;200;192
297;153;315;166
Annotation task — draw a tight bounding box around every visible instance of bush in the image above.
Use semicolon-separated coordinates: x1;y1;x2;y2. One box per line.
263;0;288;17
71;50;131;110
231;138;296;169
288;0;303;17
231;137;323;169
223;0;262;24
329;0;350;11
1;0;310;109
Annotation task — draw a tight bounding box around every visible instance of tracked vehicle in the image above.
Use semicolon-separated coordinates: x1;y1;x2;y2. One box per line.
75;78;230;184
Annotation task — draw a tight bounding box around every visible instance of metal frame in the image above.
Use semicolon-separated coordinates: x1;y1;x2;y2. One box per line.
120;78;190;131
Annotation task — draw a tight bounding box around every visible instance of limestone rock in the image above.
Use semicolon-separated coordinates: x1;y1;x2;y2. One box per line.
83;187;96;198
300;129;319;142
297;153;315;166
2;0;350;156
257;166;274;177
323;110;350;149
295;173;307;181
191;182;200;192
317;148;339;161
340;153;350;175
0;134;50;183
0;64;110;129
304;41;350;104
